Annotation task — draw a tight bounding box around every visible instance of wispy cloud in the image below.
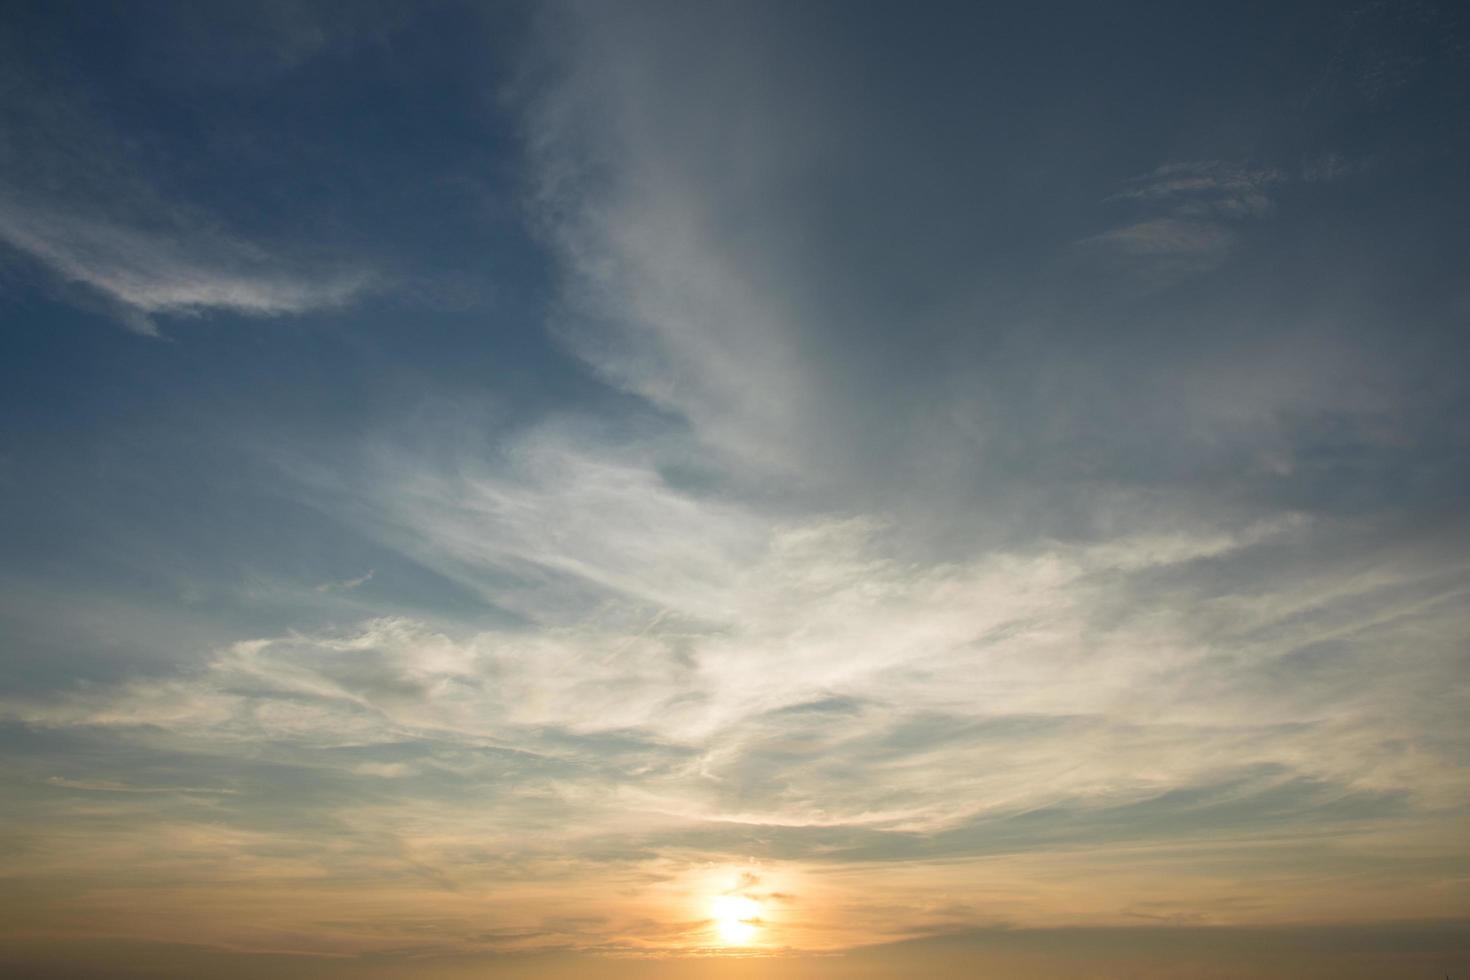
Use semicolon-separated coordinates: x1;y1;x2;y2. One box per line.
44;776;239;795
0;198;372;334
315;569;375;593
522;4;836;476
6;422;1466;951
1080;161;1286;283
1107;161;1286;218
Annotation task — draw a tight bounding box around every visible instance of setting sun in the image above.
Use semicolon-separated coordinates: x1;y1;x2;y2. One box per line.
711;895;762;946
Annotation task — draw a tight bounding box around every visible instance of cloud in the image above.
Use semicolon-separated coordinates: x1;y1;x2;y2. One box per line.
0;9;387;336
4;461;1466;952
1080;217;1238;274
517;5;1418;552
1108;161;1286;218
44;776;239;795
8;429;1466;871
521;3;857;477
0;198;372;334
315;570;375;593
1079;161;1286;283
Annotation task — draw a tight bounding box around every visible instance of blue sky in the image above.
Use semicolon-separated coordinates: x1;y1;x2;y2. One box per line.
1;1;1468;974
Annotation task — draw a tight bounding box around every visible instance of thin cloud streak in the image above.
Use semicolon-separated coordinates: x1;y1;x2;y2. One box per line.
0;198;371;334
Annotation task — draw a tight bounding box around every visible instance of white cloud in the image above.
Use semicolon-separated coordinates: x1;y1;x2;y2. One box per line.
1081;161;1287;283
315;569;374;593
1108;161;1285;218
0;198;371;334
44;776;239;795
11;429;1466;847
1082;217;1236;265
523;5;835;476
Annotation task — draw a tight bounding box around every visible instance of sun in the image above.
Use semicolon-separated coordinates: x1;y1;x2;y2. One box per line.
710;894;761;946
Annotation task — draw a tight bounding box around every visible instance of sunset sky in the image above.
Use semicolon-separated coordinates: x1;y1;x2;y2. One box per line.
2;1;1469;976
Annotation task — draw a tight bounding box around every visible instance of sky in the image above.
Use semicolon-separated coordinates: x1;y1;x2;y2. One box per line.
1;1;1468;976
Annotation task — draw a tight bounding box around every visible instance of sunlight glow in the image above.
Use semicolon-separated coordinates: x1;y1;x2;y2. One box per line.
711;894;761;946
